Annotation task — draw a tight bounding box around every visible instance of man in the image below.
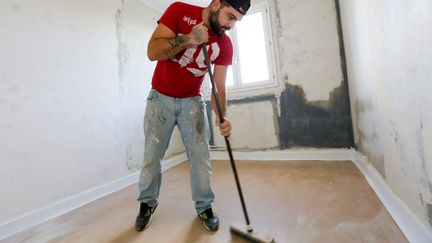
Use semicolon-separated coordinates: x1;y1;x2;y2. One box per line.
136;0;251;232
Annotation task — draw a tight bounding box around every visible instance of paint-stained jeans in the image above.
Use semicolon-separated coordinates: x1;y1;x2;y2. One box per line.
137;89;214;213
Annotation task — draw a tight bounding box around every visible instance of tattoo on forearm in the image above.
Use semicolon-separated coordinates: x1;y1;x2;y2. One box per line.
174;36;186;47
192;27;203;43
166;35;188;58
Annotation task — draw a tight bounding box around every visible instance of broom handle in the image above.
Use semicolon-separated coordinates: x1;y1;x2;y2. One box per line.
201;45;252;230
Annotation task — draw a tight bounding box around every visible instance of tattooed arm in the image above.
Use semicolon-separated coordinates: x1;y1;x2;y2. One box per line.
147;23;208;61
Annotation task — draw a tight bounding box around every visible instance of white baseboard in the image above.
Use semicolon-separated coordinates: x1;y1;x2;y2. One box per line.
210;148;354;161
351;151;432;243
0;153;187;241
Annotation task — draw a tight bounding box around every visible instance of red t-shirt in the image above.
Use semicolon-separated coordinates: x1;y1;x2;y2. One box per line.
151;2;233;98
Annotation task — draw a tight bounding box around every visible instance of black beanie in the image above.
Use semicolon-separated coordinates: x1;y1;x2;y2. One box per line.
225;0;251;15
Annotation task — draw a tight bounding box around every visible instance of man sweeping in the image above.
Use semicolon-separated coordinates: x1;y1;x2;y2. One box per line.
135;0;251;232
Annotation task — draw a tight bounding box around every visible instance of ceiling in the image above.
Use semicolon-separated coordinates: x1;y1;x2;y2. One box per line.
141;0;209;12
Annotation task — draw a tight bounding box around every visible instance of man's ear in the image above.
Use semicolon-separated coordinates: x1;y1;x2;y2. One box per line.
211;0;221;11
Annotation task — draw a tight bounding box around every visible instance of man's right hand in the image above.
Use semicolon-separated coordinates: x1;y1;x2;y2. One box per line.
186;22;209;47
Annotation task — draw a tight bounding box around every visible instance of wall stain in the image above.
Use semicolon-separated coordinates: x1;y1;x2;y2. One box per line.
427;204;432;227
355;99;385;177
7;86;21;95
115;6;129;95
279;82;354;148
9;103;20;112
334;0;350;97
11;3;22;12
272;97;281;145
274;0;283;37
416;116;432;193
389;121;401;145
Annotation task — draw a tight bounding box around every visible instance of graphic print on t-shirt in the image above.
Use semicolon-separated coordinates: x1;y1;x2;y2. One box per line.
170;41;220;77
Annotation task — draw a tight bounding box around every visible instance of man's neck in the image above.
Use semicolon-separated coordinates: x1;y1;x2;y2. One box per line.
202;8;210;28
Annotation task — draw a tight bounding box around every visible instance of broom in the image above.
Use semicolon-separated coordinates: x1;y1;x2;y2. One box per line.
201;45;275;243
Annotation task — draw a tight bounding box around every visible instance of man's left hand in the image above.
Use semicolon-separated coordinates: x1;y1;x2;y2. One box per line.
215;117;232;138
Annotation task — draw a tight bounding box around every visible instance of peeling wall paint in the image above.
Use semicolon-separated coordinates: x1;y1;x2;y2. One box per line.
340;0;432;230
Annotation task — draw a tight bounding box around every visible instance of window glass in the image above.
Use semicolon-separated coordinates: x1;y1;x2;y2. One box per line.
236;11;270;84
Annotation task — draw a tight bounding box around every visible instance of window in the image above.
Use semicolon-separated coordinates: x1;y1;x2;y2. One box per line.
226;1;276;91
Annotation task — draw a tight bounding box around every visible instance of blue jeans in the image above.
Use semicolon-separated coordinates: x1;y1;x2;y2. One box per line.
137;89;214;213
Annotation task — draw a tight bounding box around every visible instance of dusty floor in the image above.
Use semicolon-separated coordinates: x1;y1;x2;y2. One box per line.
4;160;407;243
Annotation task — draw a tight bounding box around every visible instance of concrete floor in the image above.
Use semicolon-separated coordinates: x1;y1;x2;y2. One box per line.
4;160;407;243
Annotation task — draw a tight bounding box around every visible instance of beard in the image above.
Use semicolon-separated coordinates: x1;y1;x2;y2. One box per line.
209;8;230;36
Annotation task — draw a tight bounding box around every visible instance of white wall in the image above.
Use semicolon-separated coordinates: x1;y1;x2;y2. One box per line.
0;0;184;225
340;0;432;230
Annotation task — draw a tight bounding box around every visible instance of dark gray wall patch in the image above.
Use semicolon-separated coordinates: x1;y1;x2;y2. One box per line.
279;83;354;148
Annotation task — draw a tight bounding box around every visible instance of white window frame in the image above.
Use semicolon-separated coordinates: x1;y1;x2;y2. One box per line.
204;1;277;97
227;1;277;91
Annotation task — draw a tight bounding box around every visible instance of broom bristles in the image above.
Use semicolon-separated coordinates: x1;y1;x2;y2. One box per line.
230;224;275;243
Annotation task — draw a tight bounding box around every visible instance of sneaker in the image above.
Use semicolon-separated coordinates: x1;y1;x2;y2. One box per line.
198;208;219;231
135;202;158;231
